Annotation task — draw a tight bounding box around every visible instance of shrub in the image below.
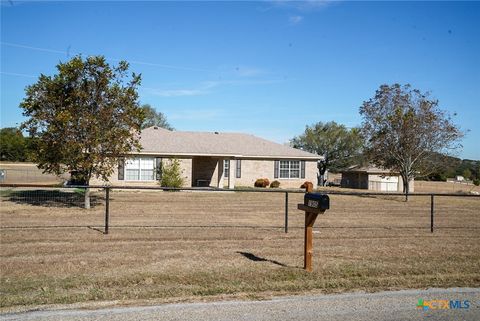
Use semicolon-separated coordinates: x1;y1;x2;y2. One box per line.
254;178;270;188
474;179;480;186
300;181;314;191
254;178;264;187
270;180;281;188
160;158;184;188
263;178;270;187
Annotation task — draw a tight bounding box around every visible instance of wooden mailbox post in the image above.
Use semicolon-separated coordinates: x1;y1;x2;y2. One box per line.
297;193;330;272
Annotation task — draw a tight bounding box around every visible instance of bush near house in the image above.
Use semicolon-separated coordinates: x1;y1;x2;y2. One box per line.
301;181;314;191
160;159;184;188
270;180;281;188
254;178;270;188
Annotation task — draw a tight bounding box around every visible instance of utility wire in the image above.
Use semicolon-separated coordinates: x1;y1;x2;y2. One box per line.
0;71;37;78
1;41;214;72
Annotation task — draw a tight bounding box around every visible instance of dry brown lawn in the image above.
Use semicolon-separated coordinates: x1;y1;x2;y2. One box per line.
415;180;480;193
1;188;479;311
0;162;67;185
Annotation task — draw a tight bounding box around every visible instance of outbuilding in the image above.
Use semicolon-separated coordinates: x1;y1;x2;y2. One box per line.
340;165;414;192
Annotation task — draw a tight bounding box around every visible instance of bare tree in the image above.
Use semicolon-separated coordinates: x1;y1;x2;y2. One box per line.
360;84;464;200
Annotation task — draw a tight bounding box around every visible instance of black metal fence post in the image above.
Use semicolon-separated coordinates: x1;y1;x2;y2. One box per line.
105;187;110;234
285;192;289;233
430;194;434;233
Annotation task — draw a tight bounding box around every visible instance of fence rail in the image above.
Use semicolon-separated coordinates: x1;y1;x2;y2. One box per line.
1;183;479;235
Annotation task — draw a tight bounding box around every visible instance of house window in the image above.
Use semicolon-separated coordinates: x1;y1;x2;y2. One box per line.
236;159;241;178
125;157;155;181
224;159;230;178
279;160;300;179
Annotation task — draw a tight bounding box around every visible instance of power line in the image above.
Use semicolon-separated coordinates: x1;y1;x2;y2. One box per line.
0;71;37;78
1;41;214;72
1;41;65;54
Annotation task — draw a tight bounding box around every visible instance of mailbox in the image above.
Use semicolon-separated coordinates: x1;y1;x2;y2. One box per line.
304;193;330;210
297;193;330;272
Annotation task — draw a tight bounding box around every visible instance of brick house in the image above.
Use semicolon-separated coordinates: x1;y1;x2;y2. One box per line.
93;126;322;189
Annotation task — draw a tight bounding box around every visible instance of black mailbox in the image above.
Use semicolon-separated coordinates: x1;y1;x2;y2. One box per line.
304;193;329;210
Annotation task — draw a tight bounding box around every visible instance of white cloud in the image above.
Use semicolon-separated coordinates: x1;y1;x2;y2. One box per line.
271;0;333;12
143;82;217;97
288;15;304;25
234;66;265;77
143;78;283;97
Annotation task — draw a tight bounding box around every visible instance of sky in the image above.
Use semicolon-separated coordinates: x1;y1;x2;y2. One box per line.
1;1;479;159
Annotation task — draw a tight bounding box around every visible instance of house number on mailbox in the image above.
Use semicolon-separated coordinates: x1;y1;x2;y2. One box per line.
307;200;319;208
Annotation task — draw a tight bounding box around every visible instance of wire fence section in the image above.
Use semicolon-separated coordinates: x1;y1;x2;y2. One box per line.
0;184;479;234
0;168;67;185
0;186;105;230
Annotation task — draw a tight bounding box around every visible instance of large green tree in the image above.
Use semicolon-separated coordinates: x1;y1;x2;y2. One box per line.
360;84;464;199
20;55;144;208
292;121;363;185
0;127;29;162
140;104;173;130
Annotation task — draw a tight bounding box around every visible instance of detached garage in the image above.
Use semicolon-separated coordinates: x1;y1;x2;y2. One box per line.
340;165;414;192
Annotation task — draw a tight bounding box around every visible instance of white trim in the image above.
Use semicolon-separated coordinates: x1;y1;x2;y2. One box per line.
278;160;301;179
124;157;156;182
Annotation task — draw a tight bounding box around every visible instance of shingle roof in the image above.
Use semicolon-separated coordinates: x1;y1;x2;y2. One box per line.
341;165;399;174
137;127;321;159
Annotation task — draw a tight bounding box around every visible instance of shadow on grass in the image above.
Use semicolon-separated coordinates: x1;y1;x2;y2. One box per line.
2;189;103;208
236;251;288;267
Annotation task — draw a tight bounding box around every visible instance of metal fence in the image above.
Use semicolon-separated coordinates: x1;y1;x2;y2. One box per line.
0;168;67;184
1;183;479;235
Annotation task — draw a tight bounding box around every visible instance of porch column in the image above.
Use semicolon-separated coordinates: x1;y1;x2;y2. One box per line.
217;158;224;188
228;158;235;189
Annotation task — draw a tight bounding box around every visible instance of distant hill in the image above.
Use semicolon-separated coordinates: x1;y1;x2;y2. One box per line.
418;154;479;185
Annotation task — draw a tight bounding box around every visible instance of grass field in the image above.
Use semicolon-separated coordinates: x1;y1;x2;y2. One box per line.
415;180;479;193
1;188;479;311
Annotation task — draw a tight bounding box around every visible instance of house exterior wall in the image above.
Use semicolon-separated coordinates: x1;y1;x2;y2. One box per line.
398;175;415;192
227;159;318;189
93;156;318;189
368;174;399;192
90;157;192;188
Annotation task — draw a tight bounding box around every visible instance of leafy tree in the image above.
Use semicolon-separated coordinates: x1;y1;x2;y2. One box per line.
360;84;464;200
20;55;144;208
292;121;363;185
140;104;173;130
160;158;184;188
0;127;28;161
462;168;472;180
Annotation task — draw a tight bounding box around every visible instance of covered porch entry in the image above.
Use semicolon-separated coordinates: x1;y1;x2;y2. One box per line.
191;156;235;189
